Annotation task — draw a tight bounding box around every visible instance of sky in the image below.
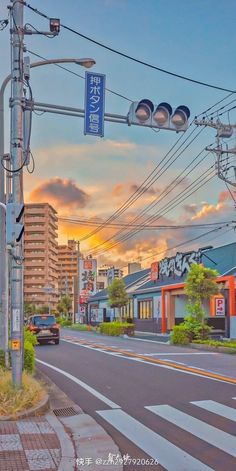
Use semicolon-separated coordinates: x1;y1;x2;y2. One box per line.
1;0;236;271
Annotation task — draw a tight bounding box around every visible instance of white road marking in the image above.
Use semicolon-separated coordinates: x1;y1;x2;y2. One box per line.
146;405;236;457
138;352;218;356
61;339;234;384
36;359;120;409
96;409;213;471
191;400;236;421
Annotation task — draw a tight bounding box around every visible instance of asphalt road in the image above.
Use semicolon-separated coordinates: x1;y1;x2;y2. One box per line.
36;329;236;470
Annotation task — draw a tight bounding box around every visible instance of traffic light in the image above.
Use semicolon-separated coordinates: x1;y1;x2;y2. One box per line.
127;99;190;132
6;203;24;245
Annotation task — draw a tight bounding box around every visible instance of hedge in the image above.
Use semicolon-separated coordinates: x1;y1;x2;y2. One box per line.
24;340;35;373
100;322;135;337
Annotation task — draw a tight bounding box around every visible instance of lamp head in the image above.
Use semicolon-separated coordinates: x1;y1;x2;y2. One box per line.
76;58;96;68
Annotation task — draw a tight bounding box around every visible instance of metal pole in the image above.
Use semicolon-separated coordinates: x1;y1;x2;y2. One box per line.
0;84;8;360
10;0;24;387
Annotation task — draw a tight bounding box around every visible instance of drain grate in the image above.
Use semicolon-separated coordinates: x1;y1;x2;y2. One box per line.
53;407;79;417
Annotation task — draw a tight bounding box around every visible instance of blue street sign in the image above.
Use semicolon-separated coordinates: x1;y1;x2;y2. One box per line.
84;72;106;137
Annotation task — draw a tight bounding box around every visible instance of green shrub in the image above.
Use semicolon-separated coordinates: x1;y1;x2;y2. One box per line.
24;341;35;374
24;328;38;346
57;318;72;327
0;349;5;368
100;322;135;336
193;339;236;348
69;324;92;331
171;325;190;345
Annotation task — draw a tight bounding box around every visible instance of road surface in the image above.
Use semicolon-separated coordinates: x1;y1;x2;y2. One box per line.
36;329;236;470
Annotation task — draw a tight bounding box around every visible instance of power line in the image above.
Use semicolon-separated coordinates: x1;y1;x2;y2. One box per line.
84;152;235;256
23;1;236;93
58;216;231;230
86;170;216;257
27;49;132;102
80;126;203;242
139;225;233;264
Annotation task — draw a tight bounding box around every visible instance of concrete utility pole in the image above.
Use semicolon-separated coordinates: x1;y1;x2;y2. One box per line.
10;0;25;387
194;118;236;188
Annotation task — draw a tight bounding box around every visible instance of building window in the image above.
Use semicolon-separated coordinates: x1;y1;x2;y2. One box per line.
120;299;133;319
138;299;153;319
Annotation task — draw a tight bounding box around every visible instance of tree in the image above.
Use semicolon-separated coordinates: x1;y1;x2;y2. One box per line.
184;263;219;323
107;278;128;319
57;295;72;318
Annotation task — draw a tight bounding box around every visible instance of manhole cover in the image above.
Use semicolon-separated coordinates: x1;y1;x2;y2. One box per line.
53;407;79;417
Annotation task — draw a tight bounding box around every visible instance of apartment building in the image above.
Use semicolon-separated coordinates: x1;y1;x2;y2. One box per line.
58;240;79;297
97;265;124;290
24;203;58;309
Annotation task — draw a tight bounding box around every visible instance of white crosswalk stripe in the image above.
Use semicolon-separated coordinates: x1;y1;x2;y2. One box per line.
96;408;213;471
145;404;236;458
191;400;236;421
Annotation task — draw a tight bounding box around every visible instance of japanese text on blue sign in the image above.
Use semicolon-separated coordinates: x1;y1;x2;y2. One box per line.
84;72;106;137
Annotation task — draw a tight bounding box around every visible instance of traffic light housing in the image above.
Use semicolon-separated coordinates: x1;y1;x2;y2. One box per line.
6;203;24;245
127;99;190;132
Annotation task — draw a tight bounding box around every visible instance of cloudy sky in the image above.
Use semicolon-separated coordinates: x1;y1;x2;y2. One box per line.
1;0;236;271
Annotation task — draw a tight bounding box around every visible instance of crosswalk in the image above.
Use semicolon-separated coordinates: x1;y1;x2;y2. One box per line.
97;398;236;470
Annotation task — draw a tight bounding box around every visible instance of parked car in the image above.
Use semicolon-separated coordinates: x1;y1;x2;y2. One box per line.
27;315;60;345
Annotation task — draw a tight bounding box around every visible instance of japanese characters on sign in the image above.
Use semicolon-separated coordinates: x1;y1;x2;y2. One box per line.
78;259;97;303
151;262;159;281
84;72;106;137
157;250;201;278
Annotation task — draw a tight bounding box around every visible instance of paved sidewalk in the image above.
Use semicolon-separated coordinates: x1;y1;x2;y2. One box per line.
0;369;123;471
0;414;74;471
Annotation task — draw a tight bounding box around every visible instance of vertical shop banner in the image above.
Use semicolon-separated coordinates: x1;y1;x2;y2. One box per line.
84;72;106;137
151;261;159;281
78;258;97;300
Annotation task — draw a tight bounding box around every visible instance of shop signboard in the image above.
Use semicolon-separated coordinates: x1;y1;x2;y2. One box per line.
158;250;201;278
90;308;104;323
78;259;97;299
151;262;159;281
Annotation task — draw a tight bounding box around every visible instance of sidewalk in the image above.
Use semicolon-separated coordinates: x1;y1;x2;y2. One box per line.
0;371;122;471
0;413;75;471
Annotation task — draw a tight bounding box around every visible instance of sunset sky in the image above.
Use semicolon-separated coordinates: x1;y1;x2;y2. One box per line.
1;0;236;271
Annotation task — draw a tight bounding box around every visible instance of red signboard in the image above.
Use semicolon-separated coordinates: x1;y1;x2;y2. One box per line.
151;262;159;281
84;260;93;270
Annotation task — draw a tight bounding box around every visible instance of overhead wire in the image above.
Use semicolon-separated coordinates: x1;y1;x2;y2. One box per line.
138;224;234;264
86;152;236;256
86;169;217;257
23;1;236;93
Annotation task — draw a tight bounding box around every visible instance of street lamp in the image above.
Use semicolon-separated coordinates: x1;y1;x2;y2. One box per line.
0;56;95;362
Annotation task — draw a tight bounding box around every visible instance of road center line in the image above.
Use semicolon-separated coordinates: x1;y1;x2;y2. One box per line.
61;339;236;385
36;358;121;409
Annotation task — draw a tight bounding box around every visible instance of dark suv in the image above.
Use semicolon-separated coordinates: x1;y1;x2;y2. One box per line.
27;315;60;345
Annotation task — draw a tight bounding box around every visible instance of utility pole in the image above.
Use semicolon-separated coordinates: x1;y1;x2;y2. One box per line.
194;117;236;188
9;0;25;387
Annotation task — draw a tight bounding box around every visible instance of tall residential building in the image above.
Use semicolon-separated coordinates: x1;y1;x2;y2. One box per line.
58;240;79;298
97;265;124;290
24;203;58;309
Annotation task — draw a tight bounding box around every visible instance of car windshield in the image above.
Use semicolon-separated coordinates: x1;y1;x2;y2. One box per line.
33;315;56;326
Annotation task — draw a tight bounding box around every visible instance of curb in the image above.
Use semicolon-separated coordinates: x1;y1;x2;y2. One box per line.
187;343;236;354
60;413;123;471
46;413;75;471
0;393;49;421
